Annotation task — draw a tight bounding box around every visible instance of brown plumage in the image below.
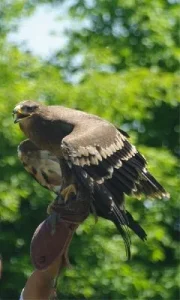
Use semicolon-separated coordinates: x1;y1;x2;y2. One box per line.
13;100;169;259
18;139;62;193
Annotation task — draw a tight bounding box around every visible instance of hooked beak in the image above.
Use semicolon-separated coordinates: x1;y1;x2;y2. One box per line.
12;105;24;124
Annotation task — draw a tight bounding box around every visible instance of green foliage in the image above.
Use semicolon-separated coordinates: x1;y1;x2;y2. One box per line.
58;0;180;73
0;0;179;299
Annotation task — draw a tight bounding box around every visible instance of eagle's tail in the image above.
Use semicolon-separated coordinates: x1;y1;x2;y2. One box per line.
93;184;132;260
73;165;147;259
123;210;147;241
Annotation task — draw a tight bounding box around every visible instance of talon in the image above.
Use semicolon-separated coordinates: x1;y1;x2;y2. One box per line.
61;184;77;202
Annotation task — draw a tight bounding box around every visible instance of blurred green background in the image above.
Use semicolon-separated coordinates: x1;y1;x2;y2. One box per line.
0;0;179;299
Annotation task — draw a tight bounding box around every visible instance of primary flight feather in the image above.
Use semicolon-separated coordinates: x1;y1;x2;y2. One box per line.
13;100;169;258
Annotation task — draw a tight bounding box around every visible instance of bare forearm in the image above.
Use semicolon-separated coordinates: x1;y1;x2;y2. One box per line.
23;255;62;299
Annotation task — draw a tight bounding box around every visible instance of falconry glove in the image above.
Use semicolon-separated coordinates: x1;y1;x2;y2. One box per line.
31;193;90;270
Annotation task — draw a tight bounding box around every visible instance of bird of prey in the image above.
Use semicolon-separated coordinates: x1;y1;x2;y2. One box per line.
13;100;169;258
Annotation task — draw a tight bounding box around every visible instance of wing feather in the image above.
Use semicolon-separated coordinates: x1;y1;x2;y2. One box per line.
61;122;168;199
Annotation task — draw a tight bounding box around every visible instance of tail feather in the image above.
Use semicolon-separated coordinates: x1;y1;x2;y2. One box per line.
125;211;147;241
90;180;132;260
73;165;147;260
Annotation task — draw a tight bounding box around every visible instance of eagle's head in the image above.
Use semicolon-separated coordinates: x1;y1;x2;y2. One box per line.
13;100;41;123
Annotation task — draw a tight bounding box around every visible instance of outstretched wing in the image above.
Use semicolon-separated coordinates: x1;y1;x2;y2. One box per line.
18;139;62;194
61;120;168;199
61;119;169;258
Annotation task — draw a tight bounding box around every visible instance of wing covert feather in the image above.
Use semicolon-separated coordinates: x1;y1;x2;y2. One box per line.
61;120;168;199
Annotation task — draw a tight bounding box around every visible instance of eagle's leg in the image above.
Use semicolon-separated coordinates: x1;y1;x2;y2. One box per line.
47;159;78;234
60;184;77;202
59;159;77;203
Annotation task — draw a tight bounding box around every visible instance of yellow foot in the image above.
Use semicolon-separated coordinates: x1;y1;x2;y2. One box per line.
61;184;77;202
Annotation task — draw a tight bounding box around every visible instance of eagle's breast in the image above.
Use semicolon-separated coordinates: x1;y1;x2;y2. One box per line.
19;113;72;156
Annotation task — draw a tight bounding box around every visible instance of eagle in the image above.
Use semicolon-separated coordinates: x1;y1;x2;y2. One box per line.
13;100;169;258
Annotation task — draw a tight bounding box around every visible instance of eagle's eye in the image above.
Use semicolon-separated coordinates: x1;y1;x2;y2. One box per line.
23;105;37;114
24;106;36;113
